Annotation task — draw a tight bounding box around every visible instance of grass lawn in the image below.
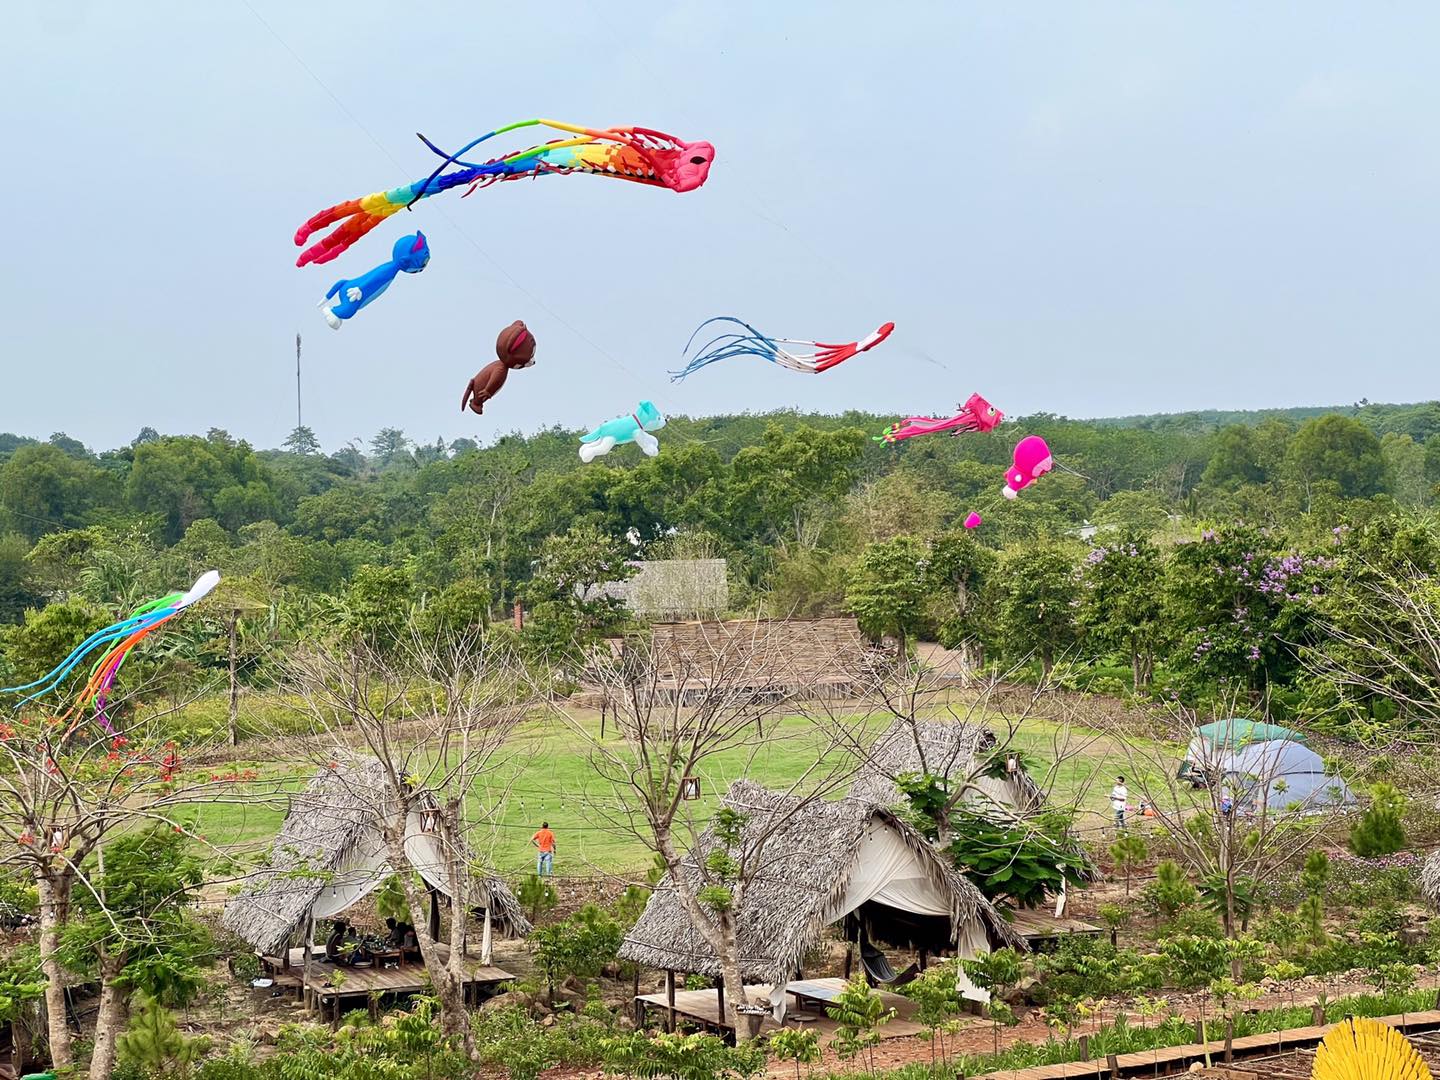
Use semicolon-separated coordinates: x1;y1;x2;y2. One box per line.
187;696;1184;880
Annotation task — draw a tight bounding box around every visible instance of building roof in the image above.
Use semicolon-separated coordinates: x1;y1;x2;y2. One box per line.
220;760;529;957
617;779;1022;984
848;719;1044;815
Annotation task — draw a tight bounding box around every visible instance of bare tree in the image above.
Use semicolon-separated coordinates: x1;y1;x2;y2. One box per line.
284;628;527;1056
560;622;874;1039
1108;701;1353;969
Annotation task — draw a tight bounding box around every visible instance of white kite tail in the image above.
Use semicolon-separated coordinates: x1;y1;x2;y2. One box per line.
176;570;222;610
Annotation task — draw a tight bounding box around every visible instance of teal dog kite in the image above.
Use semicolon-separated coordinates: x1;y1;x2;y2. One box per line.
579;401;666;463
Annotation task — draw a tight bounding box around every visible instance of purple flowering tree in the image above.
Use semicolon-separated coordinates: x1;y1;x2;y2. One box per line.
1163;526;1330;698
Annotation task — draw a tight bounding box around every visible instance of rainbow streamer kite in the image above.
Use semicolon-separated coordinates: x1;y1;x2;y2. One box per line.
294;119;715;267
670;317;895;382
0;571;220;733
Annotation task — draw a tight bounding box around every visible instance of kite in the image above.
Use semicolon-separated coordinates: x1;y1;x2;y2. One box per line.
670;318;894;381
321;231;430;329
0;571;220;733
462;320;536;415
579;401;666;462
294;119;715;267
962;436;1057;530
1004;435;1055;499
878;393;1004;444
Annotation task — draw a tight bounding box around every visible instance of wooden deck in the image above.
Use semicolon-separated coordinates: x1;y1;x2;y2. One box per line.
635;977;926;1040
261;944;512;1021
976;1009;1440;1078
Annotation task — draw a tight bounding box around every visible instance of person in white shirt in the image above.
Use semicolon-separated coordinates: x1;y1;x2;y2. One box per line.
1110;776;1129;829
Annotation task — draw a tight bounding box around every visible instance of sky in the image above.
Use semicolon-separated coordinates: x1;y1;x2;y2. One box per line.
2;2;1438;453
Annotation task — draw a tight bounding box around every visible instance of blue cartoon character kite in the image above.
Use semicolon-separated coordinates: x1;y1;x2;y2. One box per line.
320;231;430;329
579;401;666;462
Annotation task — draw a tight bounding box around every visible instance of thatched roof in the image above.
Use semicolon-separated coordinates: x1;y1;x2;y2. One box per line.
848;719;1044;815
221;761;529;956
618;779;1022;983
588;559;729;621
1422;850;1440;909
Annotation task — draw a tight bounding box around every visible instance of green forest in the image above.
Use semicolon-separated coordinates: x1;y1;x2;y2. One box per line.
3;398;1440;737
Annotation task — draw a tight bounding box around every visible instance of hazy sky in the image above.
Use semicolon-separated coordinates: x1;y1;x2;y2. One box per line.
3;2;1438;452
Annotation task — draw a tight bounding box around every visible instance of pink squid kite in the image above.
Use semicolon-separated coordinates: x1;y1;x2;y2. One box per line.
879;393;1003;444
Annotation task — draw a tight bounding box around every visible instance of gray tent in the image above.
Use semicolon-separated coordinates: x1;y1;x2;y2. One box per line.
1214;740;1354;813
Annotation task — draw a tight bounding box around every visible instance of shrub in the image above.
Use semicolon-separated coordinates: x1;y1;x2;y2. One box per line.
1349;783;1407;857
1139;859;1197;920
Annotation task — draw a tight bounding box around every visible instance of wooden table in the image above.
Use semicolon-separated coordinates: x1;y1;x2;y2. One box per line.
784;980;846;1013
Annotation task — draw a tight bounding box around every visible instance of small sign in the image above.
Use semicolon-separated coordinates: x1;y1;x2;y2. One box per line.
681;777;701;801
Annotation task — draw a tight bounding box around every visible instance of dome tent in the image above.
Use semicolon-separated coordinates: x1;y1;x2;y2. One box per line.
1214;739;1354;813
1179;718;1306;781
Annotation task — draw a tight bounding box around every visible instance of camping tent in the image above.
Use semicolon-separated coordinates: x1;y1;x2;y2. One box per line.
1180;719;1307;780
618;779;1022;1013
1211;739;1354;813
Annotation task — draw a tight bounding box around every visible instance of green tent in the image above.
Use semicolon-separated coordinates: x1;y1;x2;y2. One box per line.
1179;719;1305;780
1193;718;1305;750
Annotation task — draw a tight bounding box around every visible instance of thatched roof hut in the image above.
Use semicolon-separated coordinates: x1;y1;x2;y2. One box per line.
618;780;1022;1000
848;719;1044;815
1422;850;1440;909
221;761;529;957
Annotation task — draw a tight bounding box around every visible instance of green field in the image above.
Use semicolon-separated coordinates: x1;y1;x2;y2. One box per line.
188;700;1177;882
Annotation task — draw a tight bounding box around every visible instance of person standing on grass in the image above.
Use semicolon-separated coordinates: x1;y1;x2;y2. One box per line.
1111;776;1129;830
532;821;556;876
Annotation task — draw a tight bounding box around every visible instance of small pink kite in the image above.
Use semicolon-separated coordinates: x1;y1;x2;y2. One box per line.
878;393;1003;444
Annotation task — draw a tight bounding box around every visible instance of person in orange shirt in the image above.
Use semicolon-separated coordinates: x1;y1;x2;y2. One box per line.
532;821;556;876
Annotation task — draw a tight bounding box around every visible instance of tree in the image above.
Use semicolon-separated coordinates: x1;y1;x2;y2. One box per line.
959;947;1024;1054
1382;433;1428;506
0;444;112;541
59;826;209;1080
1078;532;1165;688
825;974;894;1073
1349;782;1406;856
768;1028;821;1080
286;628;525;1057
283;425;322;456
1109;832;1148;897
845;535;930;658
530;905;622;1003
986;539;1080;675
369;427;412;469
115;993;208;1080
1283;415;1385;507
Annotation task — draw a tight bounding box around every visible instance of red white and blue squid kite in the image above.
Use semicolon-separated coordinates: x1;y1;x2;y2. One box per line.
670;317;894;382
0;571;220;733
878;393;1004;443
294;119;715;267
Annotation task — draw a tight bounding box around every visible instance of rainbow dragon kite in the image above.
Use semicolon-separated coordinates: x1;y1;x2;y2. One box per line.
0;571;220;734
294;119;715;267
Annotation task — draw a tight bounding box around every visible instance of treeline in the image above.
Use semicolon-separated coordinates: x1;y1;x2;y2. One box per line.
1;402;1439;735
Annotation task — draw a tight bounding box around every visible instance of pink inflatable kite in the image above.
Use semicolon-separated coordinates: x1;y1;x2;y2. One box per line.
1003;435;1055;499
878;393;1004;444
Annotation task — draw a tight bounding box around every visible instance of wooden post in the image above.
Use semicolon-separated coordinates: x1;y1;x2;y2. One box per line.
599;696;606;740
843;944;853;978
1078;1034;1089;1060
513;601;523;631
1105;1053;1119;1077
303;909;314;1011
428;889;441;942
1312;1003;1325;1026
716;981;726;1028
227;609;240;747
1223;1018;1234;1062
918;950;927;972
665;971;676;1033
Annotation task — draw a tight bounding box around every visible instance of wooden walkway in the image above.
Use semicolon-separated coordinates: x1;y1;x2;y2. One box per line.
261;944;511;1021
977;1009;1440;1078
635;977;926;1040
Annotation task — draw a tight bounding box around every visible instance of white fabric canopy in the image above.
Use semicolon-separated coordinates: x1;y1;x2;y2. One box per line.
833;828;955;920
768;827;992;1019
309;810;461;920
